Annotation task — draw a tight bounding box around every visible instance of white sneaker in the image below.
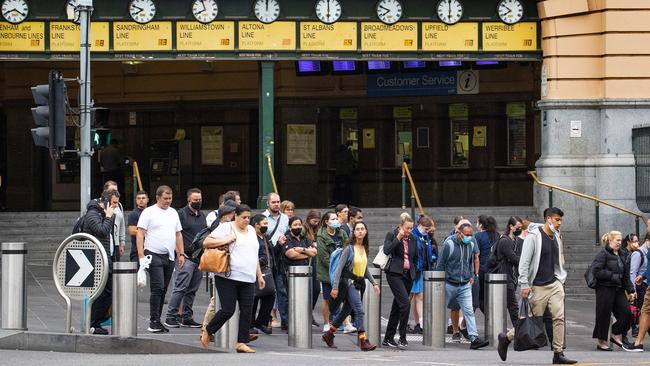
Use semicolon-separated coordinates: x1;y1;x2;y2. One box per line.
343;324;357;334
323;324;330;333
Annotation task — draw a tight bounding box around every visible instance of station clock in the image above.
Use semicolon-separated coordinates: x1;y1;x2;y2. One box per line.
437;0;463;25
1;0;28;24
192;0;218;23
315;0;341;24
129;0;156;24
254;0;280;24
376;0;402;25
497;0;524;25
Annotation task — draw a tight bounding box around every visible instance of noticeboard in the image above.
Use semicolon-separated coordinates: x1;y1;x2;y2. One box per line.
0;22;44;51
238;21;296;51
360;22;417;51
113;21;173;51
49;22;110;52
299;22;357;51
176;21;235;51
482;22;537;51
422;22;478;51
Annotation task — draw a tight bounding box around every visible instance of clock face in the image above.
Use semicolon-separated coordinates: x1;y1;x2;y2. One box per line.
437;0;463;25
192;0;218;23
129;0;156;24
497;0;523;24
315;0;341;24
376;0;402;25
2;0;28;24
254;0;280;24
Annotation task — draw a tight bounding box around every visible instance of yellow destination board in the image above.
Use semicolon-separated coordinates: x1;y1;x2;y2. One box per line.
49;22;109;52
361;22;417;51
299;22;357;51
113;22;172;51
176;21;235;51
422;22;478;51
482;22;537;51
238;21;296;51
0;22;44;52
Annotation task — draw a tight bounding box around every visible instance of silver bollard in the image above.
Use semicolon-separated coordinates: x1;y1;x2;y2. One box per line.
485;273;508;347
363;267;382;345
213;278;240;350
422;271;446;348
1;242;27;330
288;265;312;348
112;261;137;337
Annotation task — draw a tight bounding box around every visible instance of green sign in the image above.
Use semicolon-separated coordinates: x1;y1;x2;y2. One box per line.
449;103;468;119
393;106;412;119
506;102;526;118
339;107;358;120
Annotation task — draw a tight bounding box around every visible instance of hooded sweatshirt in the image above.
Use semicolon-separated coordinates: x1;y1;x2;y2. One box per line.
518;223;567;290
436;233;479;285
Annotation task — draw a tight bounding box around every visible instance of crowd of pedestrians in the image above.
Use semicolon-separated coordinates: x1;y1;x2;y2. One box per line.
78;182;650;362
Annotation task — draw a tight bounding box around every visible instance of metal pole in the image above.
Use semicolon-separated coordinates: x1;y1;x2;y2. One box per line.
422;271;446;348
214;279;239;350
363;267;382;345
595;202;600;246
636;216;640;237
548;187;553;208
485;273;508;347
288;265;312;349
1;242;27;330
257;61;275;209
401;164;406;210
411;195;416;220
112;261;137;337
78;0;93;215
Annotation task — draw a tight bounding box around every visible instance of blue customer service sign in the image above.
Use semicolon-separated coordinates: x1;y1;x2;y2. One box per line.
367;71;458;97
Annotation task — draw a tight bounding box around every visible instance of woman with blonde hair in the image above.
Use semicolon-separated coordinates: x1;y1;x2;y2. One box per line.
591;230;636;351
280;200;295;217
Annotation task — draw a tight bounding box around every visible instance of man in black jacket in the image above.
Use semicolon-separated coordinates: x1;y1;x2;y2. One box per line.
85;189;118;335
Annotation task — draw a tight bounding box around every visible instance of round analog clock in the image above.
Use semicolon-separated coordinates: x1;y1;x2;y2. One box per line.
376;0;402;25
129;0;156;24
254;0;280;24
192;0;218;23
2;0;28;24
315;0;341;24
437;0;463;25
497;0;524;25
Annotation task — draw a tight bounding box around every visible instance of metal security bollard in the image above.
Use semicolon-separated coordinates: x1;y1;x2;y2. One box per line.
288;265;312;348
213;278;239;350
485;273;508;347
422;271;446;348
363;267;382;345
112;261;137;337
1;242;27;330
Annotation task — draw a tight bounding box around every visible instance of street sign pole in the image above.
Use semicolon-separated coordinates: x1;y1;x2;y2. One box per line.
78;0;93;215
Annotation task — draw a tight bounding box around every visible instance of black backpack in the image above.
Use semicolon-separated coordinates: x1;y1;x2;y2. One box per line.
72;215;86;234
190;220;220;262
486;234;503;274
584;261;597;289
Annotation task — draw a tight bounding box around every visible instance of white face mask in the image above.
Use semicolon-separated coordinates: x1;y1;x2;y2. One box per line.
547;219;559;234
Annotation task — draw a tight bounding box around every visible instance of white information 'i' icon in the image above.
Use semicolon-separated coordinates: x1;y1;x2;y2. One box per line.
457;70;479;94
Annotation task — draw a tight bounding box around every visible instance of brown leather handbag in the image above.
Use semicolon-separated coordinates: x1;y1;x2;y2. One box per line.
199;223;234;275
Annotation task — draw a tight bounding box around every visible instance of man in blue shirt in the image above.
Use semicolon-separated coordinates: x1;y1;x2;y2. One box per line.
629;218;650;352
128;190;149;262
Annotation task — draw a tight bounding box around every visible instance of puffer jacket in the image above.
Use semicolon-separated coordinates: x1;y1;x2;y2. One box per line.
592;245;635;293
83;199;114;253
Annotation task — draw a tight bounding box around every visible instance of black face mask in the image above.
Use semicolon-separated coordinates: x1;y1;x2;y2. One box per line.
513;229;522;237
190;201;202;211
259;226;268;234
291;228;302;237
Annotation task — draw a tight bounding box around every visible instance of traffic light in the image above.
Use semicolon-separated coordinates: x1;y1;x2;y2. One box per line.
30;70;67;157
91;127;111;149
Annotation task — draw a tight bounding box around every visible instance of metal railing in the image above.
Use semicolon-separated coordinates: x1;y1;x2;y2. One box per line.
528;171;645;245
266;154;279;194
402;162;425;218
131;161;143;208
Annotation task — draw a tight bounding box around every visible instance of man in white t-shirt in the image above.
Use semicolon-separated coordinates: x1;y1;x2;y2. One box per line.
137;185;185;333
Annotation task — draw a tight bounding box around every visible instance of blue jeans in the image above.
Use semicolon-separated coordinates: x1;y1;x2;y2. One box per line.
332;281;365;332
274;270;289;326
445;282;478;339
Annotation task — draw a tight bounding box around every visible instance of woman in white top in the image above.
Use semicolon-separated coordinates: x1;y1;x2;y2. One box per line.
200;204;265;353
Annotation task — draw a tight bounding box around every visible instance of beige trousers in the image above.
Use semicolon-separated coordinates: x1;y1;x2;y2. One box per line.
202;296;216;329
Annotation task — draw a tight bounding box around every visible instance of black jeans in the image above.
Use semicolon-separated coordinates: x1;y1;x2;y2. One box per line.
506;282;519;328
146;250;174;322
593;286;631;340
253;292;275;329
90;256;112;328
311;260;321;310
385;271;413;340
207;276;255;344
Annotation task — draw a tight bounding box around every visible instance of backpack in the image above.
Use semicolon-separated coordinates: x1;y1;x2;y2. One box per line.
584;261;597;290
190;227;213;262
329;246;354;284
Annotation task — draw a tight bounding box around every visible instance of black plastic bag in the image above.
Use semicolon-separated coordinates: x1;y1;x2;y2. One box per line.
514;297;548;351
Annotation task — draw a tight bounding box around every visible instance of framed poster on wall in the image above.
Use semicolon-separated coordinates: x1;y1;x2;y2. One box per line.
201;126;223;165
287;124;316;165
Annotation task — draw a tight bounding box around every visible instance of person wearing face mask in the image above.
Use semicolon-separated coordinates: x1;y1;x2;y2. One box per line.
489;216;522;329
316;211;349;332
382;212;419;349
497;207;576;364
284;217;317;267
407;216;436;334
251;214;276;335
303;210;323;324
437;223;489;350
165;188;206;328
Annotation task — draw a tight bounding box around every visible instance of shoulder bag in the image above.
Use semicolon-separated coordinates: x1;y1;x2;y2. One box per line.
199;222;234;276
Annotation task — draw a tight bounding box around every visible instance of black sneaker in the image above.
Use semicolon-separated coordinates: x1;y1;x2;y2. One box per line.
623;343;644;352
382;338;399;348
148;321;166;333
497;333;510;361
552;352;577;364
257;325;272;335
414;324;423;334
164;317;181;328
447;325;453;334
398;338;408;349
451;333;461;343
92;326;109;335
406;324;415;334
460;327;470;340
470;337;489;350
181;318;202;328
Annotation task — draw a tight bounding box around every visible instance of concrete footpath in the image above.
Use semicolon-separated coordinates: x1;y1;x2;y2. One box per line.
0;263;648;365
